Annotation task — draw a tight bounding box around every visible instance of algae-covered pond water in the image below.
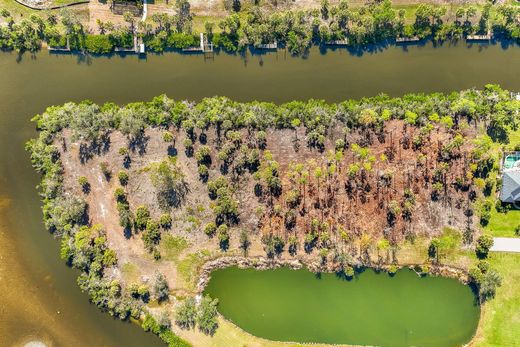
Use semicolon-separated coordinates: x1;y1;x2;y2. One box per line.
205;267;480;347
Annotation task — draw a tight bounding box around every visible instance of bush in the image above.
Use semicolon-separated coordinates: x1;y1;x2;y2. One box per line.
114;187;127;203
117;202;133;230
152;272;169;302
475;234;494;259
163;132;174;142
495;199;509;213
78;176;90;193
100;162;111;180
167;33;196;49
204;222;217;236
175;297;197;329
85;35;114;54
479;200;493;226
135;205;151;231
217;224;230;250
118;171;129;186
143;220;161;251
159;213;172;229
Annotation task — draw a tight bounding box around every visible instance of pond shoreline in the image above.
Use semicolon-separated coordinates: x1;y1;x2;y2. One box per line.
199;258;480;347
196;255;472;294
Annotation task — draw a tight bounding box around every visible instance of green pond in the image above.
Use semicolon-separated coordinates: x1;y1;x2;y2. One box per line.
205;267;480;347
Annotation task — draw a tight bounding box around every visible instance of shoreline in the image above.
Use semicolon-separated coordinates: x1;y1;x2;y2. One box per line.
194;255;477;347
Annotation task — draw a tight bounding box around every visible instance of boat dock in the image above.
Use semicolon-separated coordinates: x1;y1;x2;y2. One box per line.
326;39;349;46
182;33;214;54
256;42;277;50
396;36;420;43
48;37;71;52
467;31;492;41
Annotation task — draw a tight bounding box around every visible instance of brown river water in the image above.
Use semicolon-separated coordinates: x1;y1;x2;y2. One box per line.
0;41;518;346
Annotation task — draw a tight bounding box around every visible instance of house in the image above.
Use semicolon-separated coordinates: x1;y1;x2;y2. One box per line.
500;152;520;203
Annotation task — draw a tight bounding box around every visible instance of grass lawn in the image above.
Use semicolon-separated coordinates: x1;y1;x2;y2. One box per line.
159;234;189;261
485;207;520;237
0;0;39;18
472;253;520;347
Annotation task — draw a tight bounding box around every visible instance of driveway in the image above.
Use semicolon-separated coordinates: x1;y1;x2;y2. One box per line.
491;237;520;253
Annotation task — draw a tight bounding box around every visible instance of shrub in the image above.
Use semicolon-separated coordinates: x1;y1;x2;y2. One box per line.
475;234;494;259
135;205;151;230
167;32;196;49
117;201;133;230
143;220;161;251
85;34;114;54
159;213;172;229
495;199;509;213
152;272;169;302
163;131;174;142
137;284;150;302
78;176;90;193
100;162;111;180
217;224;229;250
387;264;399;276
114;187;127;203
204;222;217;236
479;200;493;226
118;171;129;186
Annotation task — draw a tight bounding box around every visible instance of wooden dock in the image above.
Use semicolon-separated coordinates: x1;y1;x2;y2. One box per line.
326;39;349;46
48;37;71;52
114;34;144;54
396;36;420;43
467;31;492;41
182;33;213;55
256;42;277;50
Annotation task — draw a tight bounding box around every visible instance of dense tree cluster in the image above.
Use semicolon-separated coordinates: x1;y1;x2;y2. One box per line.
175;295;219;335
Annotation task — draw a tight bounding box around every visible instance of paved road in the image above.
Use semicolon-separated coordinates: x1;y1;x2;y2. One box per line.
491;237;520;253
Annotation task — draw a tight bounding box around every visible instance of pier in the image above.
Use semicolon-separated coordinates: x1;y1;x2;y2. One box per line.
325;39;349;46
48;37;71;52
467;31;492;41
395;36;420;43
182;33;214;55
256;42;278;50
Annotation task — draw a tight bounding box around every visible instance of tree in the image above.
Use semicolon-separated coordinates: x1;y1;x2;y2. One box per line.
428;228;461;263
197;295;218;335
149;160;188;210
239;230;250;255
78;176;90;193
123;12;135;32
479;269;501;301
135;205;151;230
475;234;493;259
217;224;230;250
152;272;169;302
175;297;197;329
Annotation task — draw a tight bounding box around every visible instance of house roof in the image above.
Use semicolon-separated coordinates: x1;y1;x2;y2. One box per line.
500;170;520;202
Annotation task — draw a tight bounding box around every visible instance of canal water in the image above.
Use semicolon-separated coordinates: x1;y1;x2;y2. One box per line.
204;267;481;347
0;41;517;346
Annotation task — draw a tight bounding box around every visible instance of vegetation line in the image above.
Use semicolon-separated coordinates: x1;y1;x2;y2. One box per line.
1;0;519;55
